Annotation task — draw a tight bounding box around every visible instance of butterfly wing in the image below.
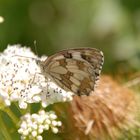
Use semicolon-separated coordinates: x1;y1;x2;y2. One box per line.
43;48;104;96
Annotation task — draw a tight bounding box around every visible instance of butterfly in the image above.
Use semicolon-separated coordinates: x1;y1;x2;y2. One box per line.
37;48;104;96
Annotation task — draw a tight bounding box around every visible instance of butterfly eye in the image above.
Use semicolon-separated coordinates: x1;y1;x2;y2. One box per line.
36;60;46;71
36;60;40;65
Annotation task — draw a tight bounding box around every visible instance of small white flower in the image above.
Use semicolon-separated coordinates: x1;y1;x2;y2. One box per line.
52;120;58;126
32;114;39;119
37;135;43;140
49;113;57;120
18;110;62;139
45;119;51;125
0;45;73;109
38;125;44;133
23;130;29;136
51;127;58;134
44;124;49;130
0;16;4;23
19;100;28;109
57;121;62;126
21;121;27;129
18;128;23;134
32;131;37;137
4;99;11;106
32;124;38;130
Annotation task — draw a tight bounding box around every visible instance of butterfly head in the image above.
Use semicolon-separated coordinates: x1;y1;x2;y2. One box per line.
36;59;45;72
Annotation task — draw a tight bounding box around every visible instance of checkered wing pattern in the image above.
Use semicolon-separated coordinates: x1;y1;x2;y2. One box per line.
42;48;104;96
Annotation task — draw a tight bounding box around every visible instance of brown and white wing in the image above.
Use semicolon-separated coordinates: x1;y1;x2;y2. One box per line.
43;48;104;96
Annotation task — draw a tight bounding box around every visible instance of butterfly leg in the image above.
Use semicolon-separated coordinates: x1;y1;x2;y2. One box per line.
31;72;43;84
46;78;51;97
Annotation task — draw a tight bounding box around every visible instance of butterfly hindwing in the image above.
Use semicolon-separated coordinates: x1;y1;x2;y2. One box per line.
48;59;96;95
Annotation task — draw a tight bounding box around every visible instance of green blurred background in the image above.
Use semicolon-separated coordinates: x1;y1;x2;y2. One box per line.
0;0;140;74
0;1;140;140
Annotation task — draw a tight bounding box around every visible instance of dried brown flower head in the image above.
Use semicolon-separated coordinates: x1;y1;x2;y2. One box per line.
69;75;140;140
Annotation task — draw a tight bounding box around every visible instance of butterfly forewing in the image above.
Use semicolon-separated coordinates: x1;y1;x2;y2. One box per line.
41;48;104;96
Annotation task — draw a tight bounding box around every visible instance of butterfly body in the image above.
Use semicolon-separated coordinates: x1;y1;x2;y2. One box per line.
38;48;104;96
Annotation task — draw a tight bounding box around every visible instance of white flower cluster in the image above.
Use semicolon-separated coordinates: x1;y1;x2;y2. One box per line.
0;45;73;109
18;110;62;140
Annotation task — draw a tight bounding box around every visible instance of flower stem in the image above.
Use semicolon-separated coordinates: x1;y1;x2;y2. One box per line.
4;107;19;127
0;113;12;140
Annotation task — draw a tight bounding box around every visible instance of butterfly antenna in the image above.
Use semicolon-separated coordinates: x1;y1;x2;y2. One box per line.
34;40;38;56
12;55;36;60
